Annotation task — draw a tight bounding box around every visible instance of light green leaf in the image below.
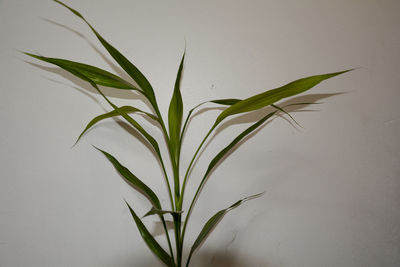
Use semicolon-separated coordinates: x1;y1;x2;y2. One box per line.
186;193;264;266
24;53;136;90
95;147;161;209
216;70;351;124
53;0;158;109
168;52;185;161
125;201;175;266
75;106;157;145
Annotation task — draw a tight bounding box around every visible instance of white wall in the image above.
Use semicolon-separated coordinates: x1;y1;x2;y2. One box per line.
1;0;399;266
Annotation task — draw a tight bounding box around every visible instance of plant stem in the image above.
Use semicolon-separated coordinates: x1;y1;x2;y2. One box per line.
178;123;216;210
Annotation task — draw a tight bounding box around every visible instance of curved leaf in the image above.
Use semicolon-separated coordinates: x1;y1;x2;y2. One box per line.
216;70;351;124
24;53;136;90
75;106;157;144
53;0;158;109
180;98;241;142
143;207;183;218
95;147;161;209
125;201;175;266
186;193;264;266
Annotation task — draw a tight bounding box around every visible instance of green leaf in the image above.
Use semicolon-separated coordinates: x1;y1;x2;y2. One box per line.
53;0;158;109
75;106;157;145
24;53;136;90
186;193;264;266
216;70;351;124
95;147;161;209
125;201;175;266
143;206;183;218
210;98;241;105
204;110;277;180
168;52;185;161
181;110;278;248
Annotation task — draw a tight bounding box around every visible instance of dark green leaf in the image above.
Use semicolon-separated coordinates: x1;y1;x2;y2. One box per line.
168;52;185;161
271;104;301;127
24;53;136;90
95;147;161;209
143;206;183;218
125;201;174;266
75;106;157;145
53;0;158;109
216;70;351;124
210;98;241;105
186;193;264;266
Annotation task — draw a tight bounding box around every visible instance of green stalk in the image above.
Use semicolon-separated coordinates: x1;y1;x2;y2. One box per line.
154;105;183;266
178;124;216;210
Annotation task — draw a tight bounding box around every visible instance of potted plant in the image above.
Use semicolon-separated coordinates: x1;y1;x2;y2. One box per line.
25;1;351;266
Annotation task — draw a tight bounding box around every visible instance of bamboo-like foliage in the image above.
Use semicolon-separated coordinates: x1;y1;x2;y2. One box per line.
25;1;351;266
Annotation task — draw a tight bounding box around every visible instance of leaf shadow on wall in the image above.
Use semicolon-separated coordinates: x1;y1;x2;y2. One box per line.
105;248;270;267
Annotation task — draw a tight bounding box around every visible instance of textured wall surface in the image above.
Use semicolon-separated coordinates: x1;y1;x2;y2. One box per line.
1;0;399;266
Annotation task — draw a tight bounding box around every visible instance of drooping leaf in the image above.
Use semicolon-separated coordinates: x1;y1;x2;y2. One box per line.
216;70;351;124
53;0;158;109
186;193;264;266
125;201;175;266
143;206;183;218
95;147;161;209
180;98;241;142
75;106;157;145
24;53;136;90
271;104;301;127
168;52;185;162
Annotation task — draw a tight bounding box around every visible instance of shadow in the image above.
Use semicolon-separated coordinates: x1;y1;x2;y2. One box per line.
184;93;345;208
193;249;270;267
41;17;134;83
104;248;270;267
152;220;174;237
28;18;155;112
25;61;140;100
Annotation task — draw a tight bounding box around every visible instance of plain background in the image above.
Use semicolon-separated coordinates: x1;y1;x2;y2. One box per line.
1;0;399;266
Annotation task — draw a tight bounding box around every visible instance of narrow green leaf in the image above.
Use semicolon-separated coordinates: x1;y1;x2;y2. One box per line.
216;70;351;124
24;53;137;90
186;193;264;266
143;207;183;218
181;110;278;247
210;98;241;105
271;104;301;127
168;52;185;161
95;147;161;209
75;106;157;145
125;201;174;266
205;110;277;179
53;0;158;109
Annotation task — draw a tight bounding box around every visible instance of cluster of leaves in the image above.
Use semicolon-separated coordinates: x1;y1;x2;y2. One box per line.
26;1;350;266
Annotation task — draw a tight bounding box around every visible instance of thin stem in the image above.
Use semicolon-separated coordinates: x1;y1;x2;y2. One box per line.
178;123;216;210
